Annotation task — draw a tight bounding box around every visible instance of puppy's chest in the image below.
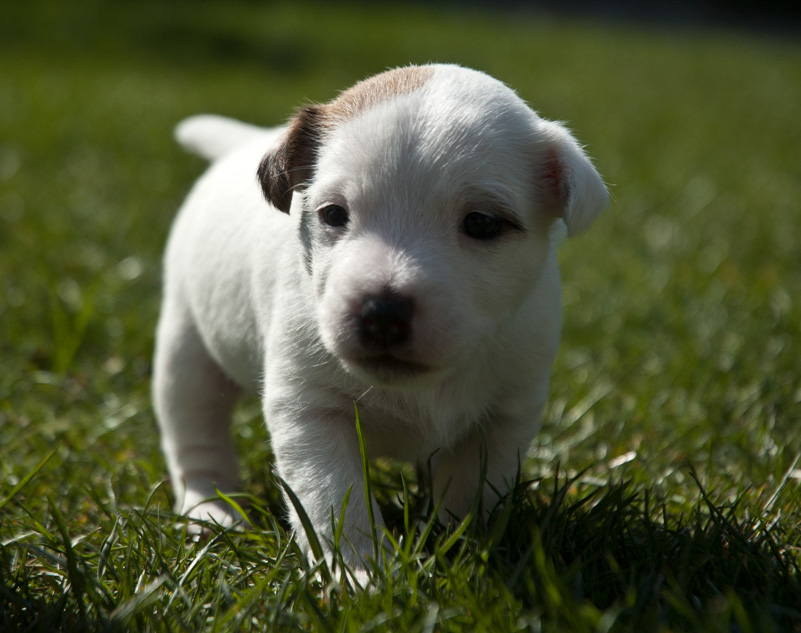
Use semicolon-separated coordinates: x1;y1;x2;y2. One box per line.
355;393;483;461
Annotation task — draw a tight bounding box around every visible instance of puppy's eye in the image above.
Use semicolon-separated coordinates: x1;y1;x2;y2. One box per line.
462;211;503;240
320;204;349;228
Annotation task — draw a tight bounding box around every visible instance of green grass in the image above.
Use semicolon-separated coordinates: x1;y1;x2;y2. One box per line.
2;1;801;631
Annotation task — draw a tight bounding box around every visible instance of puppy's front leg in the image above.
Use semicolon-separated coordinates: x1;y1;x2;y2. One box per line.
266;400;386;575
432;418;537;524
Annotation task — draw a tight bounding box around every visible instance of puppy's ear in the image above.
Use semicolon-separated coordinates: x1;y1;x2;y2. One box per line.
258;105;325;213
537;120;609;236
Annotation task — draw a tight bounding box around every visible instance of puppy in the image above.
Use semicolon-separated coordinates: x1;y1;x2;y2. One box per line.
153;64;608;576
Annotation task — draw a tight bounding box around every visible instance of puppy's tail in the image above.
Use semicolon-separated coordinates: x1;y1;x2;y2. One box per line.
175;115;265;162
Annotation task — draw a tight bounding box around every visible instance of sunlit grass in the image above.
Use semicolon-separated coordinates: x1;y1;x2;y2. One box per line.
1;1;800;631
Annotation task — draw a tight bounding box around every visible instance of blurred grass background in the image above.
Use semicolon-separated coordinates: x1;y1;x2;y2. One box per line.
1;1;800;630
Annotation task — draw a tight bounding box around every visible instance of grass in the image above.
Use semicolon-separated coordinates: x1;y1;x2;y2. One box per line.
1;1;801;631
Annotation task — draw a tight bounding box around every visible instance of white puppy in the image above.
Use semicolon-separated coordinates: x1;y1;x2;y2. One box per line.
153;64;608;574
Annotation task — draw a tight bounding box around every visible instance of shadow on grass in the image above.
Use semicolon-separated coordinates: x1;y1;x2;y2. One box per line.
375;464;801;630
485;472;801;630
2;470;800;631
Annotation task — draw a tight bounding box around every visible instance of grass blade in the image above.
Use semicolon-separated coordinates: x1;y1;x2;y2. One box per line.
354;402;378;561
0;446;58;510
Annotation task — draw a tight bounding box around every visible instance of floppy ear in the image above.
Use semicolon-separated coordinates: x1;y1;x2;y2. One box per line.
257;105;325;213
537;120;609;236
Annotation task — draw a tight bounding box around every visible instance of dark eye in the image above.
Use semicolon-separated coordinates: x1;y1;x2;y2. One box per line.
320;204;349;228
462;211;502;240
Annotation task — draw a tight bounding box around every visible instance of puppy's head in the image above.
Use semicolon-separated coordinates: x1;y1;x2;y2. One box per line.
258;64;608;388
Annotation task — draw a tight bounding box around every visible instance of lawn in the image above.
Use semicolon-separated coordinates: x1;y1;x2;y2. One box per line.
1;1;800;631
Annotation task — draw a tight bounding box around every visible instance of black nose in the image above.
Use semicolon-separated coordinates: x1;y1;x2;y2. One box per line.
359;292;414;349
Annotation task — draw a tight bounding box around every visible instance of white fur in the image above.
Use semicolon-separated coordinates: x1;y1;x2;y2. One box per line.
153;64;608;577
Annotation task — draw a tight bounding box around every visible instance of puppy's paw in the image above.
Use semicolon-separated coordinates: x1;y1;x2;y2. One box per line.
343;566;374;591
186;500;245;535
178;487;249;539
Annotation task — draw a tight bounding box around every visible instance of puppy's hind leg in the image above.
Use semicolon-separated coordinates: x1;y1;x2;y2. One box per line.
153;302;243;531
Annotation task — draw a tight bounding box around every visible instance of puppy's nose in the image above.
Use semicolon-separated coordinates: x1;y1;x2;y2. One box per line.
359;293;414;349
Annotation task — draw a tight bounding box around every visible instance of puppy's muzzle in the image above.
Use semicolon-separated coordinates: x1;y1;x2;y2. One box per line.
359;292;414;350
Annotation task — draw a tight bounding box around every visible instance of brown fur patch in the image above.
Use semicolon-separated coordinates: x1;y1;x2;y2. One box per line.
259;66;435;213
327;65;435;123
258;105;325;213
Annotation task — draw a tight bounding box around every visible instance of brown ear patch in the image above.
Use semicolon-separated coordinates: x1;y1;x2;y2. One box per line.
258;66;435;213
258;105;324;213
